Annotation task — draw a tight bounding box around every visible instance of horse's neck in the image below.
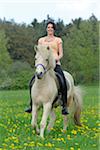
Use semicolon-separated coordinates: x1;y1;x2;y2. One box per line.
49;69;56;80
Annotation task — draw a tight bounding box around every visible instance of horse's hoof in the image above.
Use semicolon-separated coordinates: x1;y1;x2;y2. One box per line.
40;135;44;139
62;129;67;133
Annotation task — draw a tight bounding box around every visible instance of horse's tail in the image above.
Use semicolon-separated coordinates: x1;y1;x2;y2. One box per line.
73;86;83;126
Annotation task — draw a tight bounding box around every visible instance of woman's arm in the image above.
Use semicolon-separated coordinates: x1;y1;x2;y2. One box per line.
58;42;63;60
56;41;63;63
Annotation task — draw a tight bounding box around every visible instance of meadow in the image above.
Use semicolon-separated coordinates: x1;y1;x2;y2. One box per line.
0;86;99;150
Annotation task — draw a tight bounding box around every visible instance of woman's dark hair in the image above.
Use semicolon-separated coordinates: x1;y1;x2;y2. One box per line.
46;21;56;30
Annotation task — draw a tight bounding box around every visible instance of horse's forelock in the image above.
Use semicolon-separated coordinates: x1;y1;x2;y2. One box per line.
37;45;50;57
36;45;55;68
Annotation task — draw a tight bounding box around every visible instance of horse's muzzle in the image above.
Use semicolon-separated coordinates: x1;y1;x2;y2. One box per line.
36;72;43;79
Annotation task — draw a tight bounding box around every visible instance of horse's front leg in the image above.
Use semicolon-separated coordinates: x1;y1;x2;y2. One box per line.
40;102;52;138
47;109;56;132
31;103;39;134
63;115;68;132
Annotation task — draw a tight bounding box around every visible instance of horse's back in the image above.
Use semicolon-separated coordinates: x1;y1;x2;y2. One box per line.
63;71;74;85
63;71;75;97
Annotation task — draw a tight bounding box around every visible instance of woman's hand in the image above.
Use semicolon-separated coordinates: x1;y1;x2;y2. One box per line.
55;55;60;63
55;58;59;63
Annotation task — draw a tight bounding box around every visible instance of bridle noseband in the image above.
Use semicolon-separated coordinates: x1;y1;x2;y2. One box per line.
35;63;51;79
35;64;46;72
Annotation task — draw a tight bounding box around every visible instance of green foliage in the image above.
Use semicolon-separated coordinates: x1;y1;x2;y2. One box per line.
8;61;34;89
0;30;13;89
0;30;12;69
0;61;34;90
62;18;99;84
0;14;99;89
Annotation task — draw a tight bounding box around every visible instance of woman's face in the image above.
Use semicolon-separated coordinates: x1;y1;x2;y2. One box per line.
47;23;54;35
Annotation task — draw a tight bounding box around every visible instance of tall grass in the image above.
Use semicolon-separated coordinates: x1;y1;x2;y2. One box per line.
0;86;99;150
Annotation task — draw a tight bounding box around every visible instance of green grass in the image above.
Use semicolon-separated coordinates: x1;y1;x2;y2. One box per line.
0;86;99;150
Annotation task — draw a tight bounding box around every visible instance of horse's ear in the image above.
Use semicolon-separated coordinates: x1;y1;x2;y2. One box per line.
47;46;50;50
34;45;38;52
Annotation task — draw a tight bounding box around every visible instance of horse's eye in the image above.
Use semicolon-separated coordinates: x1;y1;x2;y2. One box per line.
34;51;36;57
46;59;48;62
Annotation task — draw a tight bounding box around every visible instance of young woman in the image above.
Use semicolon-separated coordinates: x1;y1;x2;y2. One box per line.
25;21;69;115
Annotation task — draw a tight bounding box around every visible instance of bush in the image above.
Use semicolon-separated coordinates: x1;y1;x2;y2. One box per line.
0;61;34;90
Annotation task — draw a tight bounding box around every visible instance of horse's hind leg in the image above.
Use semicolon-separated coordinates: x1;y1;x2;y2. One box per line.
73;86;82;126
74;108;82;126
47;109;56;132
31;104;39;134
40;102;52;138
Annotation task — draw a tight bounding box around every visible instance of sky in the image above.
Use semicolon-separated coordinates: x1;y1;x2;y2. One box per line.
0;0;100;25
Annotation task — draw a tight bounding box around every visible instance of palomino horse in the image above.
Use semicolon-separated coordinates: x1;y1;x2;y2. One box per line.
31;45;83;138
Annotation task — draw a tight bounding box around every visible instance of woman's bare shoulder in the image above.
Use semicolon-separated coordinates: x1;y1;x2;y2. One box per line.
55;36;62;43
39;36;46;40
38;36;46;43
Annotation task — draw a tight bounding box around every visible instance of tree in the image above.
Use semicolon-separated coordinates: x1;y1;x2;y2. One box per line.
0;30;12;70
62;18;99;83
0;30;13;89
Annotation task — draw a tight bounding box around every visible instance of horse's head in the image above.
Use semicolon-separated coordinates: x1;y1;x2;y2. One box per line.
34;45;56;79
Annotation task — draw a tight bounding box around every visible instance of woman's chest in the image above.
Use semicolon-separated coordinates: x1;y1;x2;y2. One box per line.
44;40;58;52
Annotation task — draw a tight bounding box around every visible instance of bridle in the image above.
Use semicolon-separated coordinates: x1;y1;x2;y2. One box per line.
35;64;46;72
35;63;51;79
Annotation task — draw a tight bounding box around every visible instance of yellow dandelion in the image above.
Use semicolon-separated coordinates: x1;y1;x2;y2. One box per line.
50;127;55;131
56;120;60;124
9;143;15;149
60;138;64;141
4;138;9;142
45;142;54;147
28;141;35;147
67;135;71;140
32;130;35;134
56;138;61;141
24;143;28;146
85;125;90;130
37;142;43;146
93;128;96;131
55;148;62;150
71;129;77;135
2;143;7;147
14;138;19;143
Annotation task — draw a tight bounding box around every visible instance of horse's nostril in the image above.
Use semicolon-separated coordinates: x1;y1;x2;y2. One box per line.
36;72;43;79
40;72;43;75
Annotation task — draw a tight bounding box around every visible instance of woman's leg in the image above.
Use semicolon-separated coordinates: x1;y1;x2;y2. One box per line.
25;75;35;113
54;64;69;115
